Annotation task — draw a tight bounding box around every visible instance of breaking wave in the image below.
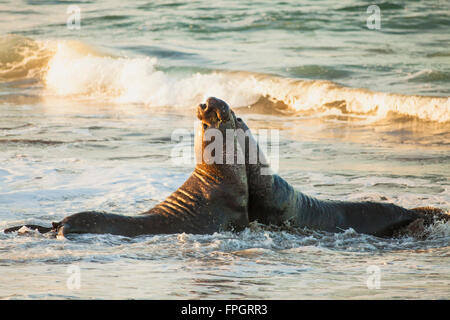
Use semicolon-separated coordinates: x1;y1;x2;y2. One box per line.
1;35;449;123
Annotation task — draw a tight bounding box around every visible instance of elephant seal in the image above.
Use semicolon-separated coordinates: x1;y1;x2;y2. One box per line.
4;97;249;237
232;109;448;237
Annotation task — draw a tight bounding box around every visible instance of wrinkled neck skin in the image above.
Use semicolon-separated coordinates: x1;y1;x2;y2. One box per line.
146;116;249;233
55;115;249;238
235;117;422;237
194;118;247;184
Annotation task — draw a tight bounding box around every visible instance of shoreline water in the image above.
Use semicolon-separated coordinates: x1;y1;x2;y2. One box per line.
0;0;449;300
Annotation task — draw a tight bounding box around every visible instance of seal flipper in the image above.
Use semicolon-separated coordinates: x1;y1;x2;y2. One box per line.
410;207;449;223
392;207;449;239
4;224;53;234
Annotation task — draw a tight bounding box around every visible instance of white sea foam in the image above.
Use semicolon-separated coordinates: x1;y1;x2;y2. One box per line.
1;35;449;122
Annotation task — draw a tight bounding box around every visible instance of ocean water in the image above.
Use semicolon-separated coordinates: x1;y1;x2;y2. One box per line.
0;0;449;299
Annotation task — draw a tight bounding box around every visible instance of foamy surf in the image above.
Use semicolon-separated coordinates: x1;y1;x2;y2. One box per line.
1;35;449;123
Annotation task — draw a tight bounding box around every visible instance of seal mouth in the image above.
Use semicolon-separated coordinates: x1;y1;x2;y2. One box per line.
197;97;231;126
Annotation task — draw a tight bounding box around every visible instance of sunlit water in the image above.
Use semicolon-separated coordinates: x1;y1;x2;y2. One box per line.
0;0;449;299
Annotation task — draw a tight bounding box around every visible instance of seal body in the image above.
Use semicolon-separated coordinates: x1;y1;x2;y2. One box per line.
5;97;249;237
234;116;433;237
5;98;447;238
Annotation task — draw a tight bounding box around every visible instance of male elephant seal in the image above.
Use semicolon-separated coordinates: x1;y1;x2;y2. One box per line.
231;105;449;238
4;97;249;237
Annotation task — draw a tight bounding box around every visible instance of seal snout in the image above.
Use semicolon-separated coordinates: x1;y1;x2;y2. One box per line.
197;97;230;124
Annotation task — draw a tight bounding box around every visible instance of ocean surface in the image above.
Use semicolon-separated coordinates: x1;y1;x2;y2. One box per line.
0;0;449;299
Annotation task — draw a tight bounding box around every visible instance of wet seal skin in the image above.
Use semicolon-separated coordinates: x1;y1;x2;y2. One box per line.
234;112;449;238
4;98;448;239
4;97;249;238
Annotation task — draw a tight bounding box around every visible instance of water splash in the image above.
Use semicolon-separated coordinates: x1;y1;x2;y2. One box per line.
1;35;449;123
